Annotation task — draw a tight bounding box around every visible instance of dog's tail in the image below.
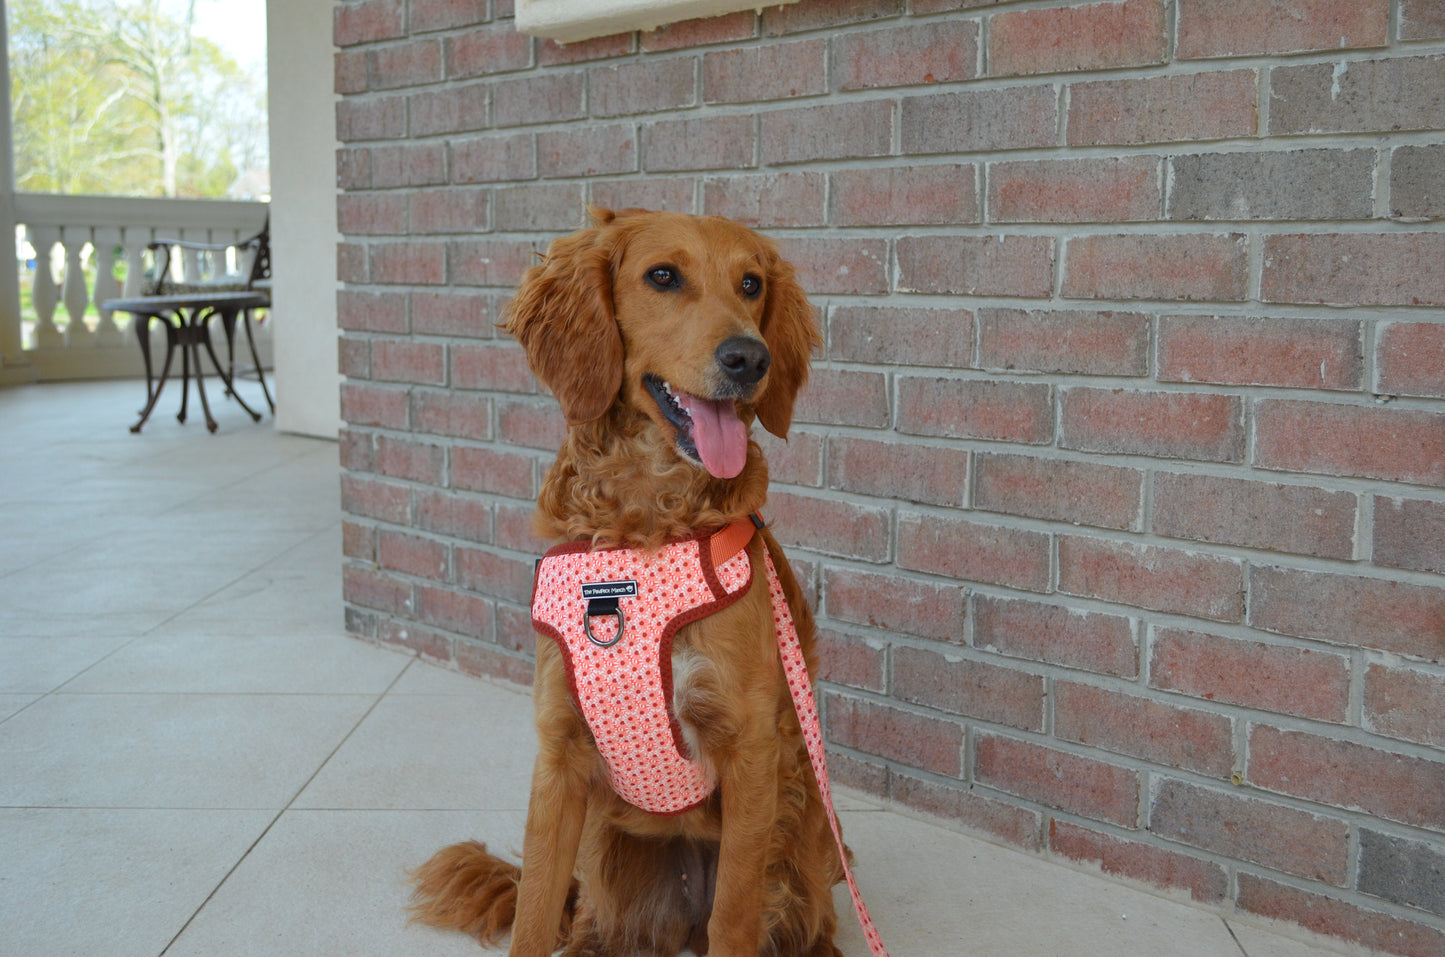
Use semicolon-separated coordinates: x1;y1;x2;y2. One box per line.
408;841;576;945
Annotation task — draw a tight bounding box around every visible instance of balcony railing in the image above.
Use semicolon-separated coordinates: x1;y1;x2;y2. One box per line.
8;193;271;381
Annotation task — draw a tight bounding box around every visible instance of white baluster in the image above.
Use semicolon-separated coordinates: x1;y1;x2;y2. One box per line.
92;226;124;345
27;225;62;349
181;227;206;284
121;228;150;298
60;228;94;347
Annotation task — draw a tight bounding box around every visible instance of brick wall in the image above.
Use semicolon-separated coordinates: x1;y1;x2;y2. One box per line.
334;1;1445;951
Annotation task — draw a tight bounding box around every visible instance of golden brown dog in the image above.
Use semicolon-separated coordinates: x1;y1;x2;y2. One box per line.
409;208;847;957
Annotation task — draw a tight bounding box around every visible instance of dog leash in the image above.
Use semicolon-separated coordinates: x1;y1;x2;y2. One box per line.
761;546;891;957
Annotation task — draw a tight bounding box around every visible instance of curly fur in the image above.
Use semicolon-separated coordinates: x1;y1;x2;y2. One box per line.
410;209;842;957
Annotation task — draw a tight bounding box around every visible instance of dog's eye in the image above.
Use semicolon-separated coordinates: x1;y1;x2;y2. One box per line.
646;266;680;290
740;274;763;298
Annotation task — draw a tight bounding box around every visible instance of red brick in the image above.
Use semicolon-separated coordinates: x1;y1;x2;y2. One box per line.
828;304;975;368
377;618;454;663
537;33;633;65
897;376;1052;444
536;124;636;179
762;0;904;35
412;290;493;338
1270;55;1445;136
337;147;371;189
1378;322;1445;399
454;546;536;605
337;329;368;378
834;19;979;90
761;100;894;166
416;584;492;641
1151;627;1350;722
1067;70;1259;146
590;57;695;117
497;399;567;451
446;26;533;78
1237;873;1445;957
1375;496;1445;575
1059;535;1244;623
492;182;585;232
343;564;412;615
591;178;697;215
793;368;888;428
989;156;1161;223
336;96;407;141
495;604;539;657
338;429;373;471
1178;0;1388;58
975;453;1143;531
1048;820;1227;903
896;773;1043;849
974;732;1140;827
411;0;487;33
813;628;885;693
701;172;826;228
1151;779;1349;884
1366;664;1445;749
1254;400;1445;487
1403;0;1445;39
334;0;403;47
896;646;1044;730
342;520;375;561
410;187;489;235
897;235;1054;298
340;474;410;524
369;241;446;285
989;0;1167;76
1249;565;1445;661
702;38;827;103
1152;472;1357;560
450;133;536;184
414;489;493;544
340;382;409;428
765;490;891;562
1055;682;1233;776
773;236;888;295
369;38;441;91
338;289;408;333
1159;314;1363;391
827;436;968;507
643;10;756;51
824;693;964;778
897;511;1051;592
978;308;1150;376
493;501;554;555
974;595;1138;678
822;566;966;642
369;142;447;187
492;71;586;127
832;164;978;227
375;434;446;485
371;339;445;386
451;342;534;393
1063;233;1248;302
642;115;756;173
411;390;493;442
378;529;449;581
452;446;534;498
1248;725;1445;830
753;429;822;487
1061;388;1244;462
450;238;537;288
1263;233;1445;307
337;193;407;236
901;86;1058;155
338;242;367;283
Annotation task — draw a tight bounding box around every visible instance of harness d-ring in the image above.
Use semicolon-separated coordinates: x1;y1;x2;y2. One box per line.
584;602;625;647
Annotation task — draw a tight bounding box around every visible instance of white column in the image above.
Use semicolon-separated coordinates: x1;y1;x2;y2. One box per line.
0;6;29;376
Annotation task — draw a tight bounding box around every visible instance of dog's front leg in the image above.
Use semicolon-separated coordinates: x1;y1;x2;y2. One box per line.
510;649;591;957
708;730;781;956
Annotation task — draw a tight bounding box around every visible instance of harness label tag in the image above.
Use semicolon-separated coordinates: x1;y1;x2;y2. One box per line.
581;580;638;600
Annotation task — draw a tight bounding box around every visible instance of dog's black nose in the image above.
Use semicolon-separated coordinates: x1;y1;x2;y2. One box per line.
716;336;772;387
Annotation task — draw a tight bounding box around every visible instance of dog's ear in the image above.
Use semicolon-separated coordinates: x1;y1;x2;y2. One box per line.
503;225;623;426
755;253;820;439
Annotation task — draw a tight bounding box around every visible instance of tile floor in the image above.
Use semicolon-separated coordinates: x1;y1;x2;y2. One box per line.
0;380;1384;956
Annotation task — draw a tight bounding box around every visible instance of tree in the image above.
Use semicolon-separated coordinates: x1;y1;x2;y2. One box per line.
9;0;267;198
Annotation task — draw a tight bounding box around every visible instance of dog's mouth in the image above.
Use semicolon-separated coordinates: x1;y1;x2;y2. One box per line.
644;374;749;480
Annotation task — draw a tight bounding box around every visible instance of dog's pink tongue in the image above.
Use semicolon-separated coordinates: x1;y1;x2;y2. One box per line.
678;394;748;479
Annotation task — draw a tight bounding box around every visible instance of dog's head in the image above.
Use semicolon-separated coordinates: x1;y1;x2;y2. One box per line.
504;208;818;479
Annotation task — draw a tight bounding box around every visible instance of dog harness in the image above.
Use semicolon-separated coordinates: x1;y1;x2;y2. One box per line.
530;515;890;957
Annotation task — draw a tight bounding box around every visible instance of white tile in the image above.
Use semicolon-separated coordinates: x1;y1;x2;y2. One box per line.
0;693;41;720
0;692;374;809
1230;919;1376;957
389;658;534;697
165;809;525;957
296;690;537;811
0;635;136;692
1;807;275;957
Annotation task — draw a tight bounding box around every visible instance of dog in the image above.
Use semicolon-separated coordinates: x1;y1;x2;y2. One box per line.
409;208;851;957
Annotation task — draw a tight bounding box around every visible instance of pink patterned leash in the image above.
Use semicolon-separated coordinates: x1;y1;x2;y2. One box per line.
762;548;891;957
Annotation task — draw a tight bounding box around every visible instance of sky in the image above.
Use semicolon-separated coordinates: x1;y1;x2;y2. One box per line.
174;0;267;74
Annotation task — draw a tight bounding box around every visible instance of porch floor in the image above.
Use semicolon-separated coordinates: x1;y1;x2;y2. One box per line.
1;380;1378;957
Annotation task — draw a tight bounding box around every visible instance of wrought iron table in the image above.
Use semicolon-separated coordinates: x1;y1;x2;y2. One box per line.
103;290;271;434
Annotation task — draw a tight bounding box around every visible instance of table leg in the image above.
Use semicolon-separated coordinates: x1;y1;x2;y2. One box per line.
177;327;192;424
201;308;261;423
130;316;178;433
242;309;275;413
